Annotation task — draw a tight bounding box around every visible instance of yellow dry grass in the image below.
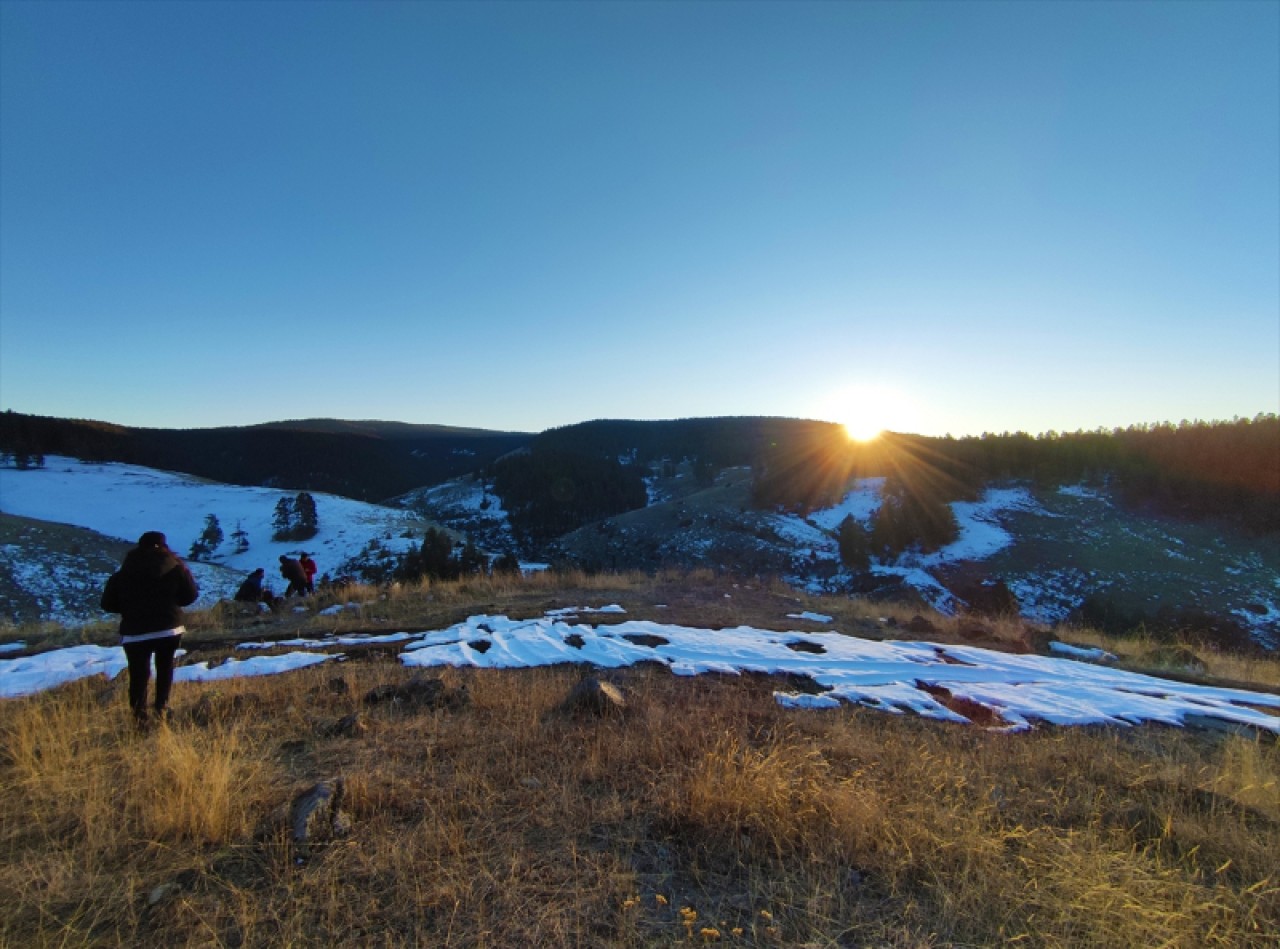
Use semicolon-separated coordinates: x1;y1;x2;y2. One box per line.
1;571;1278;947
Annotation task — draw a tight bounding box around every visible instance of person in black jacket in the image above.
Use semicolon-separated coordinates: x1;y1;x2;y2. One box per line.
235;567;266;602
101;531;199;726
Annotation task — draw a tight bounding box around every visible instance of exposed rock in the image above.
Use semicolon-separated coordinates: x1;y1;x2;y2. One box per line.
1182;713;1277;742
786;640;826;655
362;675;469;712
904;615;937;634
950;576;1020;617
553;677;627;719
189;691;264;727
147;882;180;907
97;677;125;707
290;778;350;859
848;572;925;605
1016;626;1055;655
326;712;367;739
1139;645;1207;675
144;868;202;907
622;633;669;648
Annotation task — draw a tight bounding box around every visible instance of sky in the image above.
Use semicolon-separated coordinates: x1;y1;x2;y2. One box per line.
1;0;1277;437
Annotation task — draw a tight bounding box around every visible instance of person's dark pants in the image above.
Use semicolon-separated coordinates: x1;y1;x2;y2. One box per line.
123;635;182;721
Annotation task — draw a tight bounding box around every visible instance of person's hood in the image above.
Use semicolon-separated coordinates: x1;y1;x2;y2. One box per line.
121;546;184;579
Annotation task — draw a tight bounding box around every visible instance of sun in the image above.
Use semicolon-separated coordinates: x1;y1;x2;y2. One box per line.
818;382;921;442
842;419;885;443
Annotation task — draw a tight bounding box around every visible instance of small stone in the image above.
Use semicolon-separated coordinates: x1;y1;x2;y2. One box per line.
554;677;627;719
905;615;937;634
147;882;178;906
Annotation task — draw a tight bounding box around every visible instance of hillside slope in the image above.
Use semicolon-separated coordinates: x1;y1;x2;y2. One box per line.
0;457;437;624
0;411;531;501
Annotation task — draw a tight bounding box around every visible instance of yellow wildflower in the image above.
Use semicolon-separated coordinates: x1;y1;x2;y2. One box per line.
700;927;721;941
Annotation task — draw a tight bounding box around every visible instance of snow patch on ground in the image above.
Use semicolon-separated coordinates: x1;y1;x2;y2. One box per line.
9;616;1275;737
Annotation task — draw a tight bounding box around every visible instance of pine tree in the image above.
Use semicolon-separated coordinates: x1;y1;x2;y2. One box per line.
294;492;319;540
837;515;871;571
200;514;224;553
272;497;294;541
420;527;458;580
492;551;521;575
458;539;487;576
231;521;250;553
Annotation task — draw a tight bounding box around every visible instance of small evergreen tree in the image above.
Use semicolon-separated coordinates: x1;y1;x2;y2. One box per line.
492;551;522;575
457;539;487;576
294;492;319;539
231;521;250;553
200;514;224;552
870;474;959;556
837;514;871;571
272;497;294;540
420;527;457;580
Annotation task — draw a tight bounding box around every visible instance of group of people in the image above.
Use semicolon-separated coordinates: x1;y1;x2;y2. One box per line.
233;552;317;605
100;530;321;728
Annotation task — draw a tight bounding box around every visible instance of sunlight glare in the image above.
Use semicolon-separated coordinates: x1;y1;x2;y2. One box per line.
843;420;884;443
818;382;922;441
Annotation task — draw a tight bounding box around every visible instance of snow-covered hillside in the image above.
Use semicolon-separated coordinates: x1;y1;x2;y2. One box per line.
397;476;517;554
770;481;1042;610
0;457;431;623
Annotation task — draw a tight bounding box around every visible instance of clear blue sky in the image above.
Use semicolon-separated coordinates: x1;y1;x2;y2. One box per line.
2;0;1277;437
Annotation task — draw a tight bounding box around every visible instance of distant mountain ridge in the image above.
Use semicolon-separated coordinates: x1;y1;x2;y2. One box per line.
0;411;532;502
250;418;528;439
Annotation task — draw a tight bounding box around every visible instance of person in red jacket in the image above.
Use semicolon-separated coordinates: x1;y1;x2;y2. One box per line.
299;552;317;594
101;531;198;726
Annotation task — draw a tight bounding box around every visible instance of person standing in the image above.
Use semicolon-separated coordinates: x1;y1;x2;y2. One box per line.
279;554;308;597
101;531;198;727
299;552;317;594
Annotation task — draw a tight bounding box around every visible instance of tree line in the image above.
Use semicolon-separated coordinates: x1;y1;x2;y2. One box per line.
0;411;529;501
750;416;1280;536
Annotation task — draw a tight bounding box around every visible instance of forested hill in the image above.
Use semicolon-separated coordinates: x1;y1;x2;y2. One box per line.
497;415;1280;543
3;411;1276;531
0;412;530;502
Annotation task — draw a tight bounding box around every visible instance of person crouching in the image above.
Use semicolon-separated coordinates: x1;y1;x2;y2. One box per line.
101;531;198;727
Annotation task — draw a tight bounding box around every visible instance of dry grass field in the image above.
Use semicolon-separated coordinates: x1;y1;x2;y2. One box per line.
1;570;1277;947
